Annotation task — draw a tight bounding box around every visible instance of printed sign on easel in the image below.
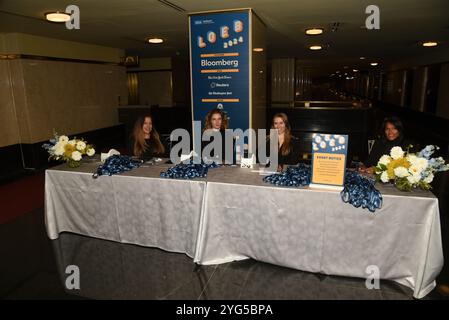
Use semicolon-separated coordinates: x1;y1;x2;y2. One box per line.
309;134;348;191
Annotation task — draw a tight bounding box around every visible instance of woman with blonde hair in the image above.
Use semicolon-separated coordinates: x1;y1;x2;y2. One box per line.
129;114;165;161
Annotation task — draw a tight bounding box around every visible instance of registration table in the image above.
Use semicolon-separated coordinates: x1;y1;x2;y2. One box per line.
45;161;206;258
45;161;443;298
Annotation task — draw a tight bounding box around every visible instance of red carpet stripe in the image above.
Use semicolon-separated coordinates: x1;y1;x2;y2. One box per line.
0;173;45;224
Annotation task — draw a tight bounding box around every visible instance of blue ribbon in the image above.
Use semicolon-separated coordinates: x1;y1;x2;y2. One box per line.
93;155;141;178
263;164;382;212
341;171;382;213
263;164;311;187
160;161;220;179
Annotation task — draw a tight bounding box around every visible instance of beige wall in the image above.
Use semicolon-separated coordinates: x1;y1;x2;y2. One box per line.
0;33;127;147
0;60;20;146
0;33;123;63
20;59;127;143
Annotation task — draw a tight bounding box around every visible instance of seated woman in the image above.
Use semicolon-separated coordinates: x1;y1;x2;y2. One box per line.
262;113;301;170
129;114;165;161
360;116;410;174
201;108;234;163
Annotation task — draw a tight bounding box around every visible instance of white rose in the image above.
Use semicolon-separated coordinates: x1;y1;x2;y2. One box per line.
415;158;428;171
380;171;389;183
53;142;65;156
329;139;335;147
338;136;346;145
407;174;420;184
86;148;95;156
394;166;409;178
58;135;69;143
68;140;76;146
390;146;404;160
320;141;326;149
378;155;391;166
76;141;86;151
324;134;331;141
71;151;82;161
408;165;423;176
423;173;434;184
406;154;418;166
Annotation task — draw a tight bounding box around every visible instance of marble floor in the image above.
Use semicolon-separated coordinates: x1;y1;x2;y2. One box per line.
0;208;447;300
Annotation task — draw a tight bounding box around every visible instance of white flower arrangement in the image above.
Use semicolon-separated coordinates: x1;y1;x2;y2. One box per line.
375;145;449;191
42;132;95;168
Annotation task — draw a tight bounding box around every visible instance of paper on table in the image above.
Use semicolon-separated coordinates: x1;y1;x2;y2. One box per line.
252;167;277;176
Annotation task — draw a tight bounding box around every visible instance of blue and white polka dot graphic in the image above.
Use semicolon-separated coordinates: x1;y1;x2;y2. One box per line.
312;133;348;154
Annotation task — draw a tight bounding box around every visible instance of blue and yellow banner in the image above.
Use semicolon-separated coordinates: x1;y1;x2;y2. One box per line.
189;10;250;131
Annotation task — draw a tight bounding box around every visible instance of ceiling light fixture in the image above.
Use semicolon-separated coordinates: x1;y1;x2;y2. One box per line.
305;28;324;35
353;69;358;72
359;56;366;60
45;11;71;22
148;38;164;44
422;41;438;47
309;45;322;50
370;62;378;66
253;48;264;52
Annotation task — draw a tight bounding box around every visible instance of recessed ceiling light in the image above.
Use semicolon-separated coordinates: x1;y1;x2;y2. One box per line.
422;41;438;47
45;11;71;22
309;45;322;50
336;71;340;73
353;69;358;72
370;62;378;66
253;48;264;52
148;38;164;44
360;56;366;60
305;28;324;35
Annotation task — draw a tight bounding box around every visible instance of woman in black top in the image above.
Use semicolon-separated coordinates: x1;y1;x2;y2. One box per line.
263;113;300;170
129;114;165;161
201;108;235;164
360;116;410;173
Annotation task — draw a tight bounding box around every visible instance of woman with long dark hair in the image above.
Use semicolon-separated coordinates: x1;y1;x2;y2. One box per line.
129;114;165;161
263;113;301;168
360;116;410;173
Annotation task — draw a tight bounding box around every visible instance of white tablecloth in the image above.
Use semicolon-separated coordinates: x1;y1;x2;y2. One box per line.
45;162;443;298
45;162;206;257
193;166;444;299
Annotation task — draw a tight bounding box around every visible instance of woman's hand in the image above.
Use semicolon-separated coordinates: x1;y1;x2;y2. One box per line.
365;166;374;174
358;165;374;175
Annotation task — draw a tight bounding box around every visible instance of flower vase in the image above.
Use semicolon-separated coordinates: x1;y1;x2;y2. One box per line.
67;159;81;168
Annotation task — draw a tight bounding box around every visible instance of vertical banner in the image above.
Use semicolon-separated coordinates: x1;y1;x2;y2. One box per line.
189;10;250;132
310;133;349;190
